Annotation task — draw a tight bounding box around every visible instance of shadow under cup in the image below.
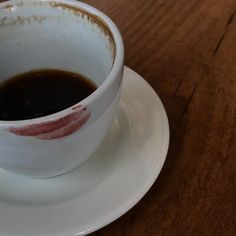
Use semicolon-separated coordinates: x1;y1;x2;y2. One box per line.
0;0;124;178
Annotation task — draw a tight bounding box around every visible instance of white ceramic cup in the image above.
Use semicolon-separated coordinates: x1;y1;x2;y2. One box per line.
0;0;124;178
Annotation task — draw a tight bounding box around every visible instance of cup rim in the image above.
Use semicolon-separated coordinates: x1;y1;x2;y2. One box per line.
0;0;124;127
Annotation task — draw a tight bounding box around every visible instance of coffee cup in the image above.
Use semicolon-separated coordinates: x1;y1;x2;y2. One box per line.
0;0;124;178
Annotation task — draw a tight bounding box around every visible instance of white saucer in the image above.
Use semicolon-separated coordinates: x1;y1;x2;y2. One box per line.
0;66;169;236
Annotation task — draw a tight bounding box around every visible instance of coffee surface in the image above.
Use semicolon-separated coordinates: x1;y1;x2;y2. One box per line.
0;69;96;121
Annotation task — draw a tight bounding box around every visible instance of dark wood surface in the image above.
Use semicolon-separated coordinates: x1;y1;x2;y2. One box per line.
80;0;236;235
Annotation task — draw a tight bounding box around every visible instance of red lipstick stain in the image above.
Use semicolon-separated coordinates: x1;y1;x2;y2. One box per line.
9;105;91;140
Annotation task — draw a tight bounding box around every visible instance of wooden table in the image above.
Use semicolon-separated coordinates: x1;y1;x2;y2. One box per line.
80;0;236;235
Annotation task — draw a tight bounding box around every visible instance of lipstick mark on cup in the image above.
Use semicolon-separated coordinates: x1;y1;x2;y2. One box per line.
9;105;90;140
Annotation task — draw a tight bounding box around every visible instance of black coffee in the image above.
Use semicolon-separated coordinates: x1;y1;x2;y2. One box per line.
0;69;97;121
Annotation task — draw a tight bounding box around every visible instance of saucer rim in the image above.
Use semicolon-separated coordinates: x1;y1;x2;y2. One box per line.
78;66;170;235
0;66;170;236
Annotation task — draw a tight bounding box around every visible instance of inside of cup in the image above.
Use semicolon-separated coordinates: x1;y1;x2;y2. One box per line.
0;1;115;86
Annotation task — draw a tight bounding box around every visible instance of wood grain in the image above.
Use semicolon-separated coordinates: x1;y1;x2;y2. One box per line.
80;0;236;235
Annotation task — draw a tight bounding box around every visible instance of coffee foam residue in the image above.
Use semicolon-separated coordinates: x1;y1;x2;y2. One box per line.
0;16;48;27
0;1;116;58
0;4;15;11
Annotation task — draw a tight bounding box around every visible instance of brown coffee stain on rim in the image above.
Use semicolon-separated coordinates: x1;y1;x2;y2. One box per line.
49;1;116;59
0;0;116;58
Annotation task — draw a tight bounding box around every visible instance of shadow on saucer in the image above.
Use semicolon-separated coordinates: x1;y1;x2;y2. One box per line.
0;108;130;206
